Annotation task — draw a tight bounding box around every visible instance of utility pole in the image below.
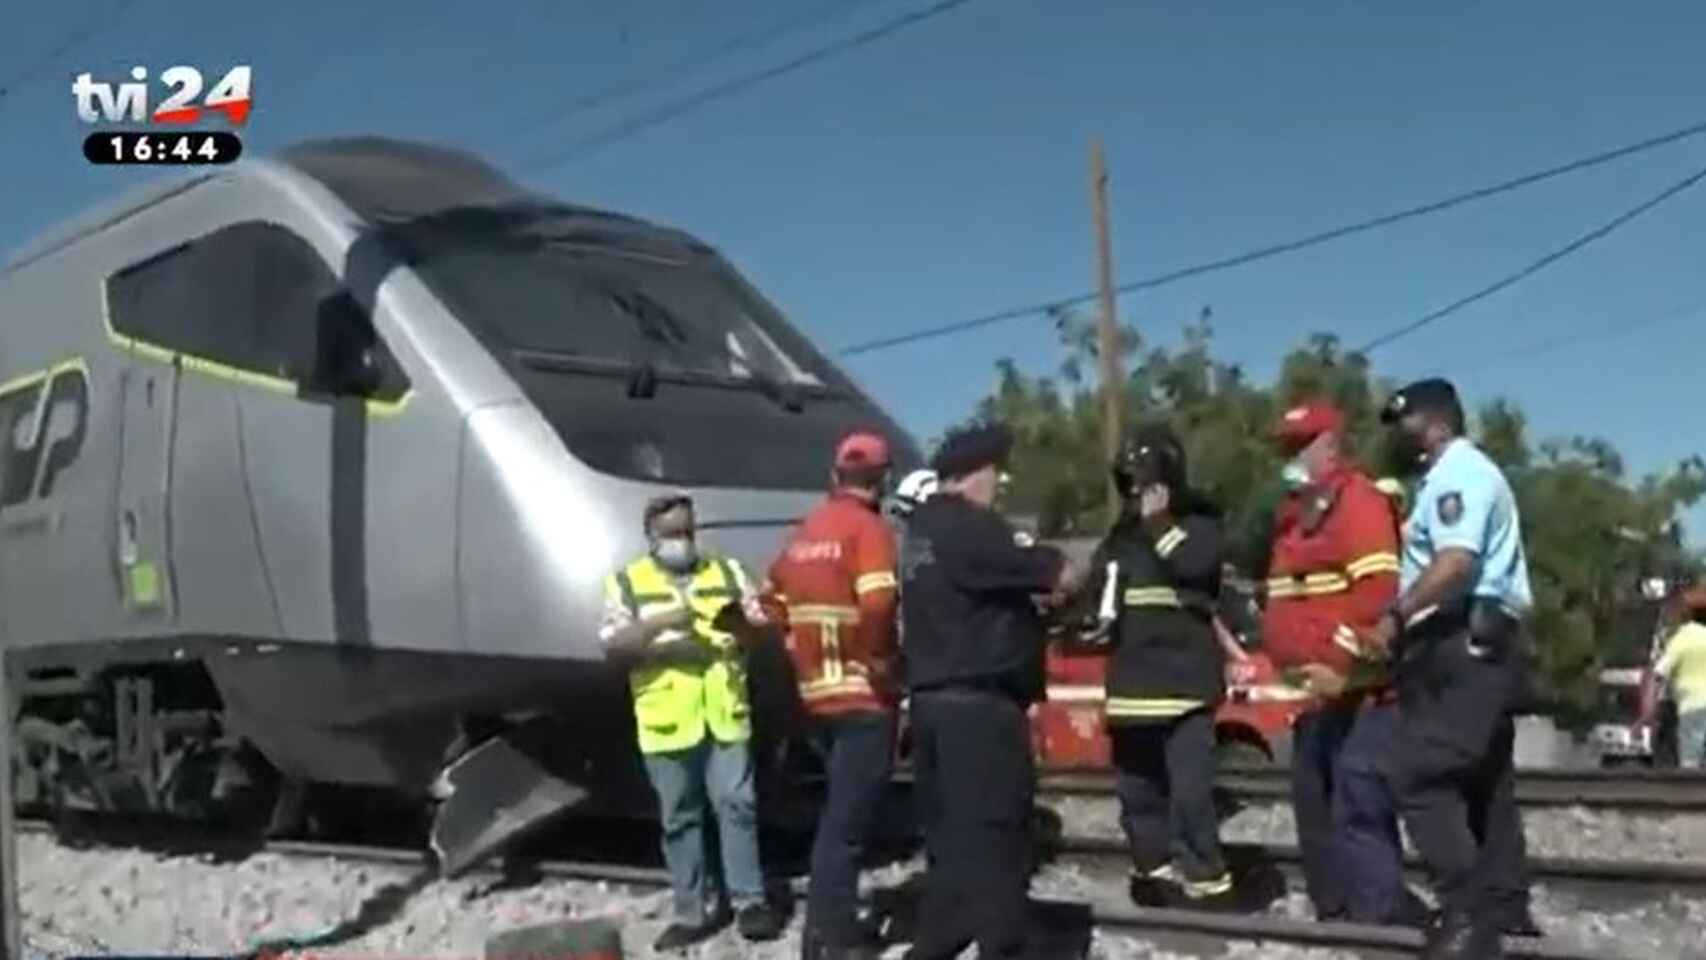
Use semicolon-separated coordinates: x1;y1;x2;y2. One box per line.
1090;139;1125;520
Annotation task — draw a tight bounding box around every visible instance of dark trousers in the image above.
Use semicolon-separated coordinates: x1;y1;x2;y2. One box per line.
1109;707;1226;881
1389;629;1532;920
1335;699;1429;924
908;688;1034;960
804;709;896;945
1290;703;1357;918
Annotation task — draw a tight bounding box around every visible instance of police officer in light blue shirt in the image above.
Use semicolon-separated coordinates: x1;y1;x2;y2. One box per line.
1362;378;1539;960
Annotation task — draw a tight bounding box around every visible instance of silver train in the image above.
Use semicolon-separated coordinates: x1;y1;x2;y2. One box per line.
0;137;919;844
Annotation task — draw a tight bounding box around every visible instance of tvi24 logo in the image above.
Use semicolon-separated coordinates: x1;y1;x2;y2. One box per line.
72;64;252;126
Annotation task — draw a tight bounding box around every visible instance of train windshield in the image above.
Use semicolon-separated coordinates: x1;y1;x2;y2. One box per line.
365;203;918;490
368;205;834;392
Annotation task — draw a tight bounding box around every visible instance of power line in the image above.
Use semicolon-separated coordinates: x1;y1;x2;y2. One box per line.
512;0;881;155
0;0;142;104
1354;162;1706;355
835;117;1706;357
525;0;977;171
1448;301;1704;378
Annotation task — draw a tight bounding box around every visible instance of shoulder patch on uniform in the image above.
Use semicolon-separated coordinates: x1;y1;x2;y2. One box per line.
1437;491;1463;526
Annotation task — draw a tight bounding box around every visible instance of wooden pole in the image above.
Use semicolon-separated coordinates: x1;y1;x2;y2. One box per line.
1090;139;1125;520
0;647;17;960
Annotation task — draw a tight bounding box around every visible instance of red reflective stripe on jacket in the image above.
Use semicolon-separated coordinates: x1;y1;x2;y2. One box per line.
1262;466;1400;677
766;492;899;715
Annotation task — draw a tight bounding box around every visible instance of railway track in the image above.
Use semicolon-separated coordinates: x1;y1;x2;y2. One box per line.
1029;764;1706;812
18;816;1690;959
1050;834;1706;908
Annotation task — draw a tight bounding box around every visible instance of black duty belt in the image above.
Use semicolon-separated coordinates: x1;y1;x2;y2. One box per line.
911;675;1025;703
1396;597;1522;667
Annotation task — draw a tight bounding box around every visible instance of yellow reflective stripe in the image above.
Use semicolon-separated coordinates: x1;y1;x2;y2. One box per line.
1374;477;1406;498
1241;684;1315;702
1046;684;1106;703
1123;586;1182;607
800;675;873;699
855;571;897;594
98;281;413;418
1267;572;1352;598
1346;552;1400;579
1333;623;1362;656
1302;573;1350;593
1154;526;1187;558
786;603;860;623
1104;697;1202;717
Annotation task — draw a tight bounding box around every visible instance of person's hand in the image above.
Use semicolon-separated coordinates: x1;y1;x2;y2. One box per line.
1363;613;1399;661
1139;483;1172;521
1053;555;1090;598
1296;663;1348;698
650;604;695;632
740;595;770;627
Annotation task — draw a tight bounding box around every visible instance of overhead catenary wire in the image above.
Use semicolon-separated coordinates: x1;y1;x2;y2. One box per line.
524;0;978;170
834;118;1706;358
512;0;882;154
1441;300;1705;379
1353;161;1706;355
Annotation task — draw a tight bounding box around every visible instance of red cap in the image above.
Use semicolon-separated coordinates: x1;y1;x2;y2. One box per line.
834;431;891;470
1274;401;1343;450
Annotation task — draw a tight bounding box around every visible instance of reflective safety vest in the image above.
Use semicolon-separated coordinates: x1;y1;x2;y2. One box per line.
607;552;754;754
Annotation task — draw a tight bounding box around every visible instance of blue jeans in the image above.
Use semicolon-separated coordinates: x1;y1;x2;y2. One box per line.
1290;704;1357;918
642;737;766;925
1336;700;1430;924
1679;707;1706;768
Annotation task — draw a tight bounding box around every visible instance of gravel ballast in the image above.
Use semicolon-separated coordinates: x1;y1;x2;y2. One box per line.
16;826;1706;960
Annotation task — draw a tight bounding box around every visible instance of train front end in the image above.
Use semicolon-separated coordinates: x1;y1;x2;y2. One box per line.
284;139;921;868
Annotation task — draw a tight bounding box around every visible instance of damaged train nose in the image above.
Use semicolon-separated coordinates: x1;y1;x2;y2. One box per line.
427;737;590;878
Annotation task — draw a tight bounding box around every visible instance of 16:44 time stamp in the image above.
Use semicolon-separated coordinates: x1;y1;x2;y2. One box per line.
84;131;242;166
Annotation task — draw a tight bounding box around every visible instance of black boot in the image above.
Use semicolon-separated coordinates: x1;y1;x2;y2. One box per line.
653;921;718;952
1422;909;1504;960
737;901;787;942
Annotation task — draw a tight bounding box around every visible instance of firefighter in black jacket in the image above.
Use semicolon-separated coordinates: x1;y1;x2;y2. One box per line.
900;423;1085;960
1091;423;1234;907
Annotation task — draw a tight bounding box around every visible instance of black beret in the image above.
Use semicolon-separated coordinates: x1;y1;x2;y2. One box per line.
931;423;1015;480
1380;377;1461;424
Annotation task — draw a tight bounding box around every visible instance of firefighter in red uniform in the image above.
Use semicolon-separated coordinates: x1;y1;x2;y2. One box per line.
1261;401;1426;926
765;430;901;960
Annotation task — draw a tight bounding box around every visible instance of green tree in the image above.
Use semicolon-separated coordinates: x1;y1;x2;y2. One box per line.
945;317;1705;725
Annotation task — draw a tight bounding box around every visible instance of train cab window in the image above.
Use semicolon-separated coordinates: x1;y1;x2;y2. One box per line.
107;222;410;403
35;368;90;498
0;382;46;509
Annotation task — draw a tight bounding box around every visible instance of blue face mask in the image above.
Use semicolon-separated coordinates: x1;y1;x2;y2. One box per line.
652;536;699;572
1281;459;1311;491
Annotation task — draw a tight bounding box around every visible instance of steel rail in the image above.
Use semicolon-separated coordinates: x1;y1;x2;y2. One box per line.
1053;834;1706;897
1021;765;1706;811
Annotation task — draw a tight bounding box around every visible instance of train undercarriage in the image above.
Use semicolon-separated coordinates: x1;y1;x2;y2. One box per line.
5;634;814;873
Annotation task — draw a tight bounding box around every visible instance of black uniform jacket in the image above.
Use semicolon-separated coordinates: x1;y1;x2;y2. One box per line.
900;493;1064;706
1090;506;1226;722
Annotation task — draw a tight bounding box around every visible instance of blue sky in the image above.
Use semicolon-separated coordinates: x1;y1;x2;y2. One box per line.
6;0;1704;539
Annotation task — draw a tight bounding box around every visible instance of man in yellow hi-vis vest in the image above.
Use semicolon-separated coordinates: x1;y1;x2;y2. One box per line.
598;493;785;950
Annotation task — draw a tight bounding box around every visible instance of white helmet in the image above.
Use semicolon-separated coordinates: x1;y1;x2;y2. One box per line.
896;469;939;505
